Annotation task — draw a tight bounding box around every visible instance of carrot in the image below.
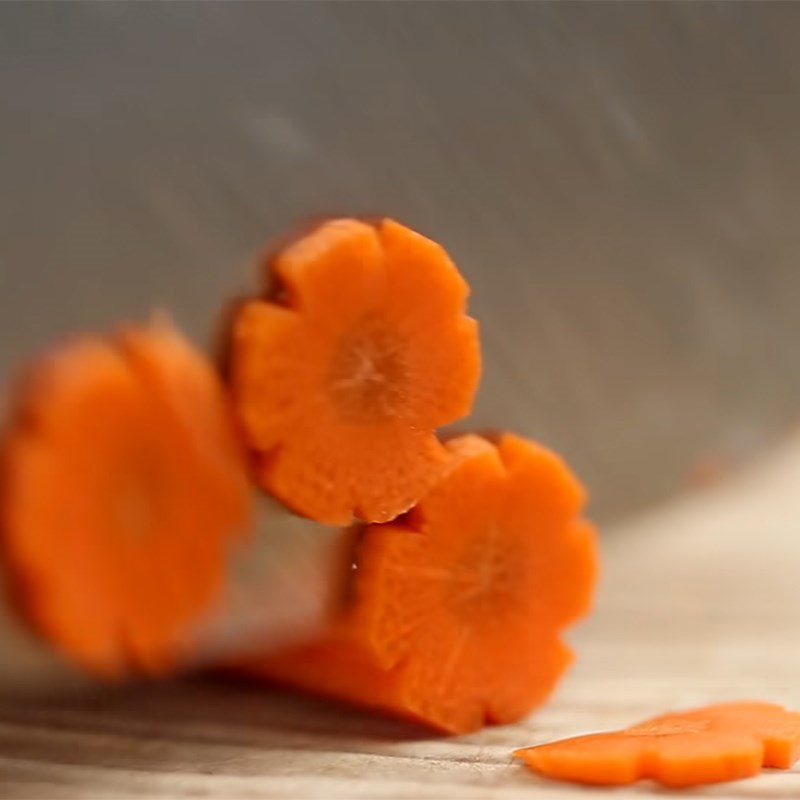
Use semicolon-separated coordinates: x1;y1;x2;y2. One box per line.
1;317;251;677
514;701;800;787
227;218;481;526
238;432;597;734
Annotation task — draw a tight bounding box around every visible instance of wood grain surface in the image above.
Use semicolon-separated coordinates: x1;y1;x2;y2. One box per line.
3;434;800;799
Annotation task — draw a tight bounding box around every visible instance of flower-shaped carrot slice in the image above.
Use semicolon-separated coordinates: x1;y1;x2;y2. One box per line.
514;701;800;787
1;319;251;677
240;432;597;734
228;218;481;525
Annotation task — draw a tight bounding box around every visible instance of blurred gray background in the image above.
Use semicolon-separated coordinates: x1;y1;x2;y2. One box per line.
2;1;800;523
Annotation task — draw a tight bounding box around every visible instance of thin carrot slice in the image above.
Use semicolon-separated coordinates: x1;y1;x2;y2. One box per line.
228;218;481;525
239;432;597;734
1;318;251;677
514;701;800;787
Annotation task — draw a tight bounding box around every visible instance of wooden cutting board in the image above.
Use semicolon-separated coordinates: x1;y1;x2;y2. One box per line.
2;434;800;799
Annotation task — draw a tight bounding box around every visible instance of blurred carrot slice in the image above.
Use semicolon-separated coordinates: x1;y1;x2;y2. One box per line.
514;701;800;787
228;218;481;525
1;318;251;676
240;432;597;734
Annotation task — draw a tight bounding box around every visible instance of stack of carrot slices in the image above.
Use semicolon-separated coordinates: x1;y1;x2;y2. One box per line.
226;218;598;733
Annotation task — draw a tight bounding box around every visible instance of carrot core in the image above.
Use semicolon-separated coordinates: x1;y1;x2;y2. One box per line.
328;316;407;423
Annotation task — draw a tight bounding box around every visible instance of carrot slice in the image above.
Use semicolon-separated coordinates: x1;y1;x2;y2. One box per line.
514;701;800;787
228;218;481;525
239;432;597;734
1;318;251;677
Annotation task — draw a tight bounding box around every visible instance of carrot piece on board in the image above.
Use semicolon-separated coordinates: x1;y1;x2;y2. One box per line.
1;318;251;677
239;432;597;734
514;701;800;788
228;218;481;525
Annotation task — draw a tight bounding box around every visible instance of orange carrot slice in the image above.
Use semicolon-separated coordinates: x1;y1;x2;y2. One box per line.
228;218;481;525
239;432;597;734
1;318;251;677
514;701;800;787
